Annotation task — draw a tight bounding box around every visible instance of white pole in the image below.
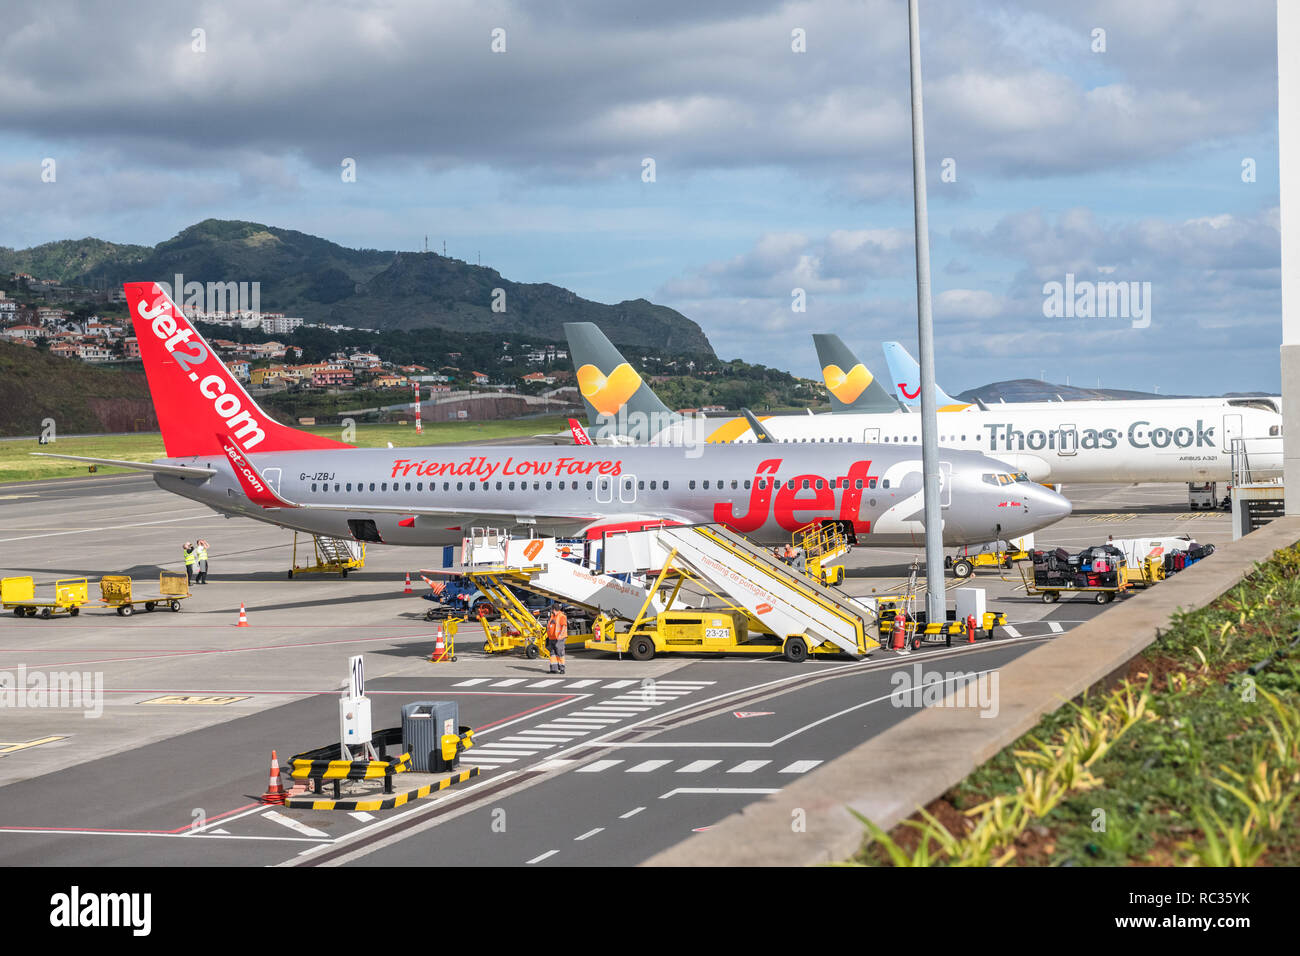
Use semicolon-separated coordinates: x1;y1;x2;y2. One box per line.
906;0;946;625
413;381;423;435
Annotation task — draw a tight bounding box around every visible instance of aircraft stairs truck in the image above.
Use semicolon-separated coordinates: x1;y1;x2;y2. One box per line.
453;524;879;662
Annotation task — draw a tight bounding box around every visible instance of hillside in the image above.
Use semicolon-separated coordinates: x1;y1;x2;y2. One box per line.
0;341;156;435
4;219;714;354
957;379;1198;403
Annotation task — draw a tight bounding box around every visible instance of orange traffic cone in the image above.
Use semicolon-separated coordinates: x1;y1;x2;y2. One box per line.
235;603;249;627
404;571;412;594
261;750;286;804
430;625;446;662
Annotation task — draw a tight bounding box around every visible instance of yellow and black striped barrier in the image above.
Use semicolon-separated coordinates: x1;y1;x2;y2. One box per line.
284;766;481;811
288;750;411;782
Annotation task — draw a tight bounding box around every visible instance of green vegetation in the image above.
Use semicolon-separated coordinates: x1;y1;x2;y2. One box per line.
0;418;570;484
4;219;713;353
0;341;155;436
852;543;1300;866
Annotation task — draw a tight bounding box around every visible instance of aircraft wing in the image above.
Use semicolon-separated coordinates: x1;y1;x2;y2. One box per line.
30;453;217;479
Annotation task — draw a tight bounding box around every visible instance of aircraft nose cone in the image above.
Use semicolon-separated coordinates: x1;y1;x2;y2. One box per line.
1032;485;1072;523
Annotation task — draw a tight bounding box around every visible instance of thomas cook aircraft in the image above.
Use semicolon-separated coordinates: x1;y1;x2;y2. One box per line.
29;283;1071;550
564;323;1283;485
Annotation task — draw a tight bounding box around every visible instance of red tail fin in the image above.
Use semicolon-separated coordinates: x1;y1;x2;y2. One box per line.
124;282;353;458
568;418;593;445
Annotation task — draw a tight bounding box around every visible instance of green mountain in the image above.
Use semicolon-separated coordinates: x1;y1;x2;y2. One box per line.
3;220;714;354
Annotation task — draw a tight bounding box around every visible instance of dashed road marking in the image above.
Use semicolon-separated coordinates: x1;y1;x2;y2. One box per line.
527;850;558;864
727;760;772;774
574;827;604;841
452;679;490;686
677;760;722;773
779;760;823;774
527;679;562;688
577;759;623;773
489;678;527;687
627;759;672;773
620;807;645;819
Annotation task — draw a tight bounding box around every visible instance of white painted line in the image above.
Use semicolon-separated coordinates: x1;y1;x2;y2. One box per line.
1002;625;1021;638
574;827;604;841
779;760;823;774
462;756;517;765
1048;622;1064;633
0;512;208;543
620;806;646;819
546;717;619;725
453;678;490;687
654;681;716;686
210;828;230;835
298;843;330;856
727;760;772;774
490;678;527;687
565;679;599;688
578;708;647;715
526;850;558;864
348;812;375;822
677;759;722;773
603;680;638;688
262;810;328;838
576;759;623;773
627;759;672;773
498;736;562;745
515;730;587;739
659;788;779;799
534;725;593;733
476;747;551;755
527;679;562;688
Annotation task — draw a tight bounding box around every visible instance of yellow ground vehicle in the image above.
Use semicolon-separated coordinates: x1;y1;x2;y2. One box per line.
588;608;829;662
472;573;582;659
945;545;1031;580
288;534;365;578
2;576;89;619
1018;564;1129;605
99;572;191;616
790;522;850;587
1122;556;1166;589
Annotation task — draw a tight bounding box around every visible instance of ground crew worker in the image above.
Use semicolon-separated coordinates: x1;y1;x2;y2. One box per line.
194;539;209;585
545;606;569;674
183;542;196;585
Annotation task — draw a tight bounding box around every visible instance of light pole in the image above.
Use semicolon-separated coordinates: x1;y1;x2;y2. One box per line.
907;0;946;625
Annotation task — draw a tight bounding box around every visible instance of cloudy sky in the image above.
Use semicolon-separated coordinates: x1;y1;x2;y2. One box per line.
0;0;1284;393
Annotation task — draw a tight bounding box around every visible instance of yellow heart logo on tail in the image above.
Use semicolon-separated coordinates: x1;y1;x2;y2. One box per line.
822;363;873;404
577;362;642;416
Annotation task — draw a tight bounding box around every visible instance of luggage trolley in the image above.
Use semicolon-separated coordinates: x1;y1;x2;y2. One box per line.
2;576;89;619
99;572;191;616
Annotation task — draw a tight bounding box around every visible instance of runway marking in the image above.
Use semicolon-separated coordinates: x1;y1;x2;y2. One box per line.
659;788;779;799
0;736;68;755
574;827;604;841
677;760;722;773
490;679;527;687
527;679;562;688
453;679;490;687
779;760;823;774
603;680;638;689
1048;622;1064;633
516;730;587;739
349;812;375;822
527;850;558;864
0;512;208;543
476;746;554;755
564;679;599;688
576;759;623;773
262;810;328;838
726;760;771;774
1002;625;1021;637
620;807;645;819
138;695;250;705
627;760;672;773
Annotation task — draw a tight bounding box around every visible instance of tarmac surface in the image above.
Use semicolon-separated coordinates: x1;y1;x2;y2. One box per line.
0;469;1231;866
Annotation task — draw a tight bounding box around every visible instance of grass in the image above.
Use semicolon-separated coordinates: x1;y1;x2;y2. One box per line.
0;417;571;484
851;542;1300;867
